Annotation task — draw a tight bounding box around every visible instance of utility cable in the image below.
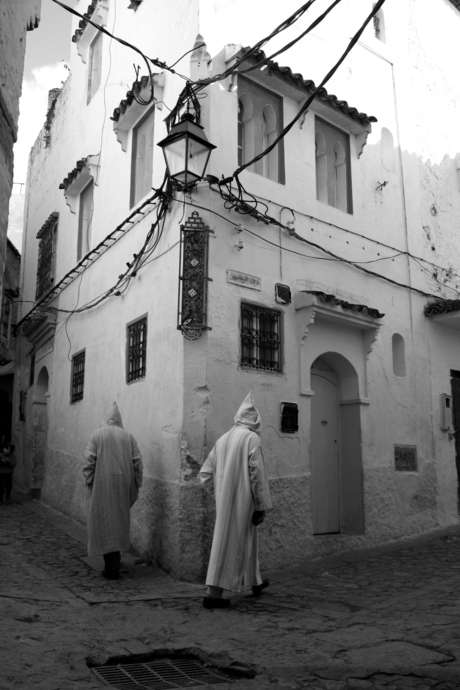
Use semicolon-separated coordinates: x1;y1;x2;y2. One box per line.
233;0;386;177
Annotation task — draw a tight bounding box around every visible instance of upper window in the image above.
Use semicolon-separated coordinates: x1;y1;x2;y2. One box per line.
71;350;85;403
315;117;352;214
372;5;386;42
238;76;285;184
78;181;94;261
87;32;102;104
130;108;155;207
1;300;11;345
127;317;147;382
240;303;282;373
36;213;58;300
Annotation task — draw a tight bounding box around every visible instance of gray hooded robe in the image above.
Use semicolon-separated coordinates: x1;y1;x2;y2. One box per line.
83;403;143;556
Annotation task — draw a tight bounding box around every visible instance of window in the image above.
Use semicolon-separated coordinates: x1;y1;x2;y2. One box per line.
36;213;58;300
315;117;352;214
130;108;155;207
78;180;94;261
381;127;395;171
241;303;281;373
392;334;406;377
29;353;36;387
1;300;11;344
238;76;285;183
71;350;85;403
127;317;147;382
372;5;386;42
87;31;102;104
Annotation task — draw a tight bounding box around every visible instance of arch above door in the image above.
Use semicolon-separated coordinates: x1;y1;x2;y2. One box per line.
295;290;383;400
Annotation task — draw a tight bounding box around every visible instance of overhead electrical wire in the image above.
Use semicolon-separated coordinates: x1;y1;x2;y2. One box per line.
168;189;444;300
36;0;451;328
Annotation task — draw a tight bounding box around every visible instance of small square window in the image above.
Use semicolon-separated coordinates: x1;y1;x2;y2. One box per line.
71;350;85;403
87;31;103;104
127;317;147;382
241;303;281;373
130;108;155;207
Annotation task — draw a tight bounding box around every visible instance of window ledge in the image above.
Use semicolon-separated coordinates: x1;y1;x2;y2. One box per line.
59;155;100;214
111;73;165;151
71;0;109;64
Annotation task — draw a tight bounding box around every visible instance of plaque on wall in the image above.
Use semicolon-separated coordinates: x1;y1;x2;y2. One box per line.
394;445;418;472
227;269;261;290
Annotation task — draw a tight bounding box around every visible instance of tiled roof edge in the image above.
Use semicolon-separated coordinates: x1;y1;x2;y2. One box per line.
236;47;377;127
110;75;151;122
425;299;460;316
59;158;88;191
307;290;384;319
71;0;98;44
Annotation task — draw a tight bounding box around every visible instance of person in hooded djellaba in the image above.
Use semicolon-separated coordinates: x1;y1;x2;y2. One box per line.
83;402;143;580
199;391;272;608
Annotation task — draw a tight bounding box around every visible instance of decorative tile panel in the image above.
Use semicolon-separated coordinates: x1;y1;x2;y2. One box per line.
178;212;211;340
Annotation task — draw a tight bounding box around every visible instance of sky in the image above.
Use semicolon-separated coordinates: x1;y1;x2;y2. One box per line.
9;0;74;250
13;0;74;185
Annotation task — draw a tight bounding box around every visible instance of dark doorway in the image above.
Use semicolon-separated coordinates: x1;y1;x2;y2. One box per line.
450;370;460;512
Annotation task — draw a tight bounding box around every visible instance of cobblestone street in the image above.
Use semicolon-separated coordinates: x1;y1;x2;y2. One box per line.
2;491;460;689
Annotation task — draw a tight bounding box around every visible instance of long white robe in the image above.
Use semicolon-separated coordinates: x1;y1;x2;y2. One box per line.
200;423;272;592
83;405;143;557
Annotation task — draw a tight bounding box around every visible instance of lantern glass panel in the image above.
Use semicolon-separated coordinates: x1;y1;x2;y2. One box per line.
185;137;211;183
163;137;187;180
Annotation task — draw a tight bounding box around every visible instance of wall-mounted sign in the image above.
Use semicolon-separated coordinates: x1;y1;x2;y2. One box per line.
227;269;261;291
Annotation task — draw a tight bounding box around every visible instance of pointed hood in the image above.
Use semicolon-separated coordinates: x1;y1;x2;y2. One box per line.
234;391;261;433
105;402;123;428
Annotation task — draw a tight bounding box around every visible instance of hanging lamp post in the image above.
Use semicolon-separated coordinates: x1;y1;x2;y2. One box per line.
157;112;216;189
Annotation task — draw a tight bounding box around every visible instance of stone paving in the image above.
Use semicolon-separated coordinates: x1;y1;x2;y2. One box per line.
2;490;460;689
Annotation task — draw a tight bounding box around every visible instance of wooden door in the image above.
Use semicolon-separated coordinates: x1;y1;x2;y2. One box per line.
311;372;340;534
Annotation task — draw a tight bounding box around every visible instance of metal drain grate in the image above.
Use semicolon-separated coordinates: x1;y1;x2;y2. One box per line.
92;657;236;688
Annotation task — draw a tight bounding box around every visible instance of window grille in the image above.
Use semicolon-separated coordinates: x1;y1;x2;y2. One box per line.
127;317;147;382
36;213;58;300
71;350;85;403
241;303;281;372
1;300;11;343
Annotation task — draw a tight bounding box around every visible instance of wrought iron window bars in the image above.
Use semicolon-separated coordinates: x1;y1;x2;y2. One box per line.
241;303;281;372
127;317;147;382
71;350;85;403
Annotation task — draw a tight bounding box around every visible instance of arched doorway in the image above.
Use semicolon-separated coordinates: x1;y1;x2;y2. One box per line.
31;366;49;495
310;353;364;535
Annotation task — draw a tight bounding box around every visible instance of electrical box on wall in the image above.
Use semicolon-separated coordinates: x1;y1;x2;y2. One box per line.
281;402;298;433
440;393;452;431
275;284;291;305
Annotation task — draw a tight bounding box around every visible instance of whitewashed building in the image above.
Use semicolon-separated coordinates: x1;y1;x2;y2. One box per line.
14;0;460;580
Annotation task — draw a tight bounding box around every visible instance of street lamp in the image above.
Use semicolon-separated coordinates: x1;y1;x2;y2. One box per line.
157;113;216;189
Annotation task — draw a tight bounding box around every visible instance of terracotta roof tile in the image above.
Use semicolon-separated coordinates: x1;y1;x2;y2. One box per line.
110;75;151;122
71;0;98;44
59;158;88;191
237;47;377;127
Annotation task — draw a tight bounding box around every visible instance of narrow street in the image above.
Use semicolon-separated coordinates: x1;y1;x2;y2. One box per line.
1;491;460;690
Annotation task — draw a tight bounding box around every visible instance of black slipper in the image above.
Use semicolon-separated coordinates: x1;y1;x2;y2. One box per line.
252;579;269;597
203;597;230;609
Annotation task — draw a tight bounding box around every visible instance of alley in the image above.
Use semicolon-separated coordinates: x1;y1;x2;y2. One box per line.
1;492;460;690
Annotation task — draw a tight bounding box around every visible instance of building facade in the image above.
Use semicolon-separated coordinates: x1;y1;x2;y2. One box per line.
14;0;460;581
